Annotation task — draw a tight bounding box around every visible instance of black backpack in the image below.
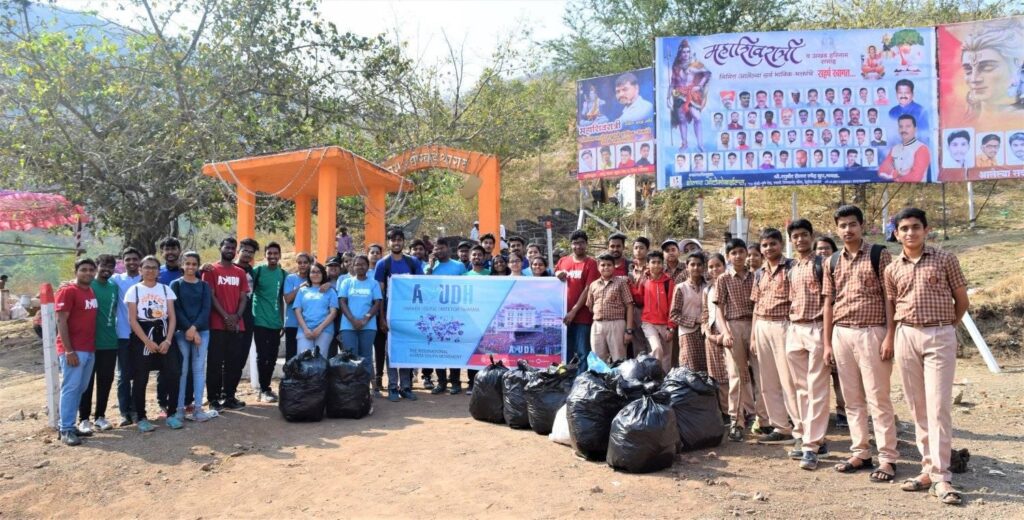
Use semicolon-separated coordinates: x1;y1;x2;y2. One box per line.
827;244;886;300
755;258;794;286
786;256;824;287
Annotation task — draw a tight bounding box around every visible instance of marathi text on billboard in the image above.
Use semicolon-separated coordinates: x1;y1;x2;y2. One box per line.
577;68;657;180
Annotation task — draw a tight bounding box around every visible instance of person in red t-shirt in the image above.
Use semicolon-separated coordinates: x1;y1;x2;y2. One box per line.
556;230;600;371
606;232;631;278
55;258;99;446
630;251;676;373
202;237;250;411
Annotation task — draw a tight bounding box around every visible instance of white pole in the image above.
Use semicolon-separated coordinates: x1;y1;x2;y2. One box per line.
881;186;890;238
248;339;260;391
697;195;705;239
967;182;976;228
735;197;744;243
40;284;60;430
545;221;555;270
576;184;585;230
961;312;1000;374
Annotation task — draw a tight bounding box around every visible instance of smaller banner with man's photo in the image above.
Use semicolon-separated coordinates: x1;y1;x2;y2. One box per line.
576;68;657;180
386;275;567;370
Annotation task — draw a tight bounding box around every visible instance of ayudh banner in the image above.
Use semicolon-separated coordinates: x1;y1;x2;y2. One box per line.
386;275;567;370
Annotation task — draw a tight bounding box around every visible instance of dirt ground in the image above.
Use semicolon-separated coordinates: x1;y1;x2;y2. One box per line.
0;321;1022;519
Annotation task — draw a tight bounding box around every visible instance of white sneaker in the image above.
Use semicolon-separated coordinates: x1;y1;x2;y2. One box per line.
192;410;214;422
78;420;94;435
94;417;113;431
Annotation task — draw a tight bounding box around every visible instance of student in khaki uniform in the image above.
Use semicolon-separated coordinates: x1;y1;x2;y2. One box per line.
785;220;831;470
884;208;969;506
586;253;635;363
823;205;899;484
750;228;800;446
670;253;707;371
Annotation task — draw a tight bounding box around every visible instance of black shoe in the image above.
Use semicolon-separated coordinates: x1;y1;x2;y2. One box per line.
423;377;435;390
728;424;745;442
430;384;447;395
210;400;225;411
223;398;246;410
756;430;796;445
836;414;849;429
60;430;81;446
399;388;418;401
449;384;462;395
790;442;829;458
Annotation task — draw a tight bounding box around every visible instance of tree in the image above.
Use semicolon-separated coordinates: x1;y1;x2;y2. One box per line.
796;0;1019;29
0;0;404;253
546;0;799;79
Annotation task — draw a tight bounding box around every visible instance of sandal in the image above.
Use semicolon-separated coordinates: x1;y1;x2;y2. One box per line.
930;482;963;506
834;456;874;473
869;462;897;483
900;476;931;492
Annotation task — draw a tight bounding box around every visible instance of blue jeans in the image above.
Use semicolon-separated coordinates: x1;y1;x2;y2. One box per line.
340;329;376;380
176;330;209;413
567;323;592;373
59;351;95;432
297;329;333;357
116;338;134;420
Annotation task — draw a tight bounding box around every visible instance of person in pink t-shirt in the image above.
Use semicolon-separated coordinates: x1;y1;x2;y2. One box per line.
556;230;600;371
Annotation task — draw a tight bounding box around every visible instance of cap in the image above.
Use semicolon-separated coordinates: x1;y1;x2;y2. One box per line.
660;238;679;250
678;238;703;251
457;241;472;250
326;256;342;266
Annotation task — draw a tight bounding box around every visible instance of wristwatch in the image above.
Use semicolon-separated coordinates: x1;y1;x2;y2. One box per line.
625;328;634;334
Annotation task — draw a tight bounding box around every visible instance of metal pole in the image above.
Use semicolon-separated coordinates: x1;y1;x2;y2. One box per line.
962;312;1000;374
881;186;890;239
545;221;555;270
967;182;976;228
576;183;585;230
941;183;949;241
697;194;705;239
40;284;60;430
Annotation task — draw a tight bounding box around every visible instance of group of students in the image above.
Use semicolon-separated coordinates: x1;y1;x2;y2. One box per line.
562;205;968;506
51;207;967;504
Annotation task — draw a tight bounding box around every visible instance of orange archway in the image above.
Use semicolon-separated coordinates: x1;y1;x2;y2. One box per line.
382;145;501;249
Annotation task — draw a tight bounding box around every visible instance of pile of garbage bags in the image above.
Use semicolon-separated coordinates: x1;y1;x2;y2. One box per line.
279;348;373;422
470;353;724;474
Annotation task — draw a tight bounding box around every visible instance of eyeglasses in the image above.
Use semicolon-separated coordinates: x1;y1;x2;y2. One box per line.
141;265;159;270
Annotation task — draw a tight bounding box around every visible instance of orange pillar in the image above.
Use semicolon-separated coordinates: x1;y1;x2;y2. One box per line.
316;165;338;262
236;179;256;241
365;186;386;249
294;194;312;254
478;156;501;253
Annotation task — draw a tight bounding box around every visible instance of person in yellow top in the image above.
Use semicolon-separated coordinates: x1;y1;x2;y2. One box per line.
975;133;1001;167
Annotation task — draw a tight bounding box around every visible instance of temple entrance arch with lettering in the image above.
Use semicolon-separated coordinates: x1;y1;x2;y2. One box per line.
383;145;501;247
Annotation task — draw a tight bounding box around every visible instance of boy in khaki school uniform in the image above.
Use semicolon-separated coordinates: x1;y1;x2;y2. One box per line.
785;219;831;470
823;205;899;484
884;208;968;506
586;253;635;363
750;228;801;446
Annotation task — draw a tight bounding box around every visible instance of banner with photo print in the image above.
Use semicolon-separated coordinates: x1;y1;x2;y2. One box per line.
655;28;939;188
386;275;567;370
936;17;1024;182
577;68;657;180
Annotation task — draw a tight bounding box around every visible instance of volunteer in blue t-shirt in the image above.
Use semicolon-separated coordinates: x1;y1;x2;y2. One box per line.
292;262;338;357
374;228;424;402
337;255;383;379
282;253;313;361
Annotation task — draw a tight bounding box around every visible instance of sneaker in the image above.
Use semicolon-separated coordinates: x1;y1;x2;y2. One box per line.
755;425;774;435
73;427;93;438
757;430;796;445
60;430;81;446
137;419;156;433
836;414;849;429
118;416;134;428
466;386;474;396
166;415;184;430
728;424;745;442
94;417;113;431
789;440;804;459
77;420;94;436
423;377;435;390
800;451;819;470
449;384;462;395
399;388;418;401
223;398;246;410
259;390;278;403
430;385;447;395
387;389;401;402
192;410;214;423
210;400;225;411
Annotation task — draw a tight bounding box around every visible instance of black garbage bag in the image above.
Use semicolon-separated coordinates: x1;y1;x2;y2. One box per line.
469;356;509;423
567;371;627;461
525;365;577;435
658;367;723;451
617;354;665;382
606;395;678;473
502;360;537;429
279;348;328;422
325;350;372;419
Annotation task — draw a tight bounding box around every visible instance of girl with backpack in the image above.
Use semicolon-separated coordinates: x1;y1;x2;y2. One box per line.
170;251;215;422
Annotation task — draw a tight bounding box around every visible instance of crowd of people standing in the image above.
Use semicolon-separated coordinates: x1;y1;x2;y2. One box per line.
51;205;967;506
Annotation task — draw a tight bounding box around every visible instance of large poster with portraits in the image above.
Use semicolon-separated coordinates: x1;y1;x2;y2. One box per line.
655;28;939;189
576;68;656;180
936;17;1024;182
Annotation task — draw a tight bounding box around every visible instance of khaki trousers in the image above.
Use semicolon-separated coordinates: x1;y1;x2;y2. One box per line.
723;319;756;422
590;319;627;362
896;324;957;483
832;325;898;464
642;322;675;374
753;319;800;437
786;321;831;451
